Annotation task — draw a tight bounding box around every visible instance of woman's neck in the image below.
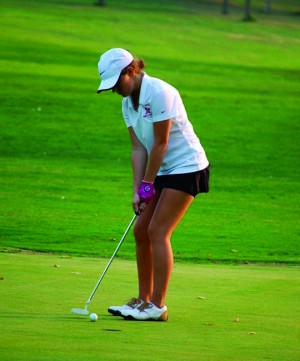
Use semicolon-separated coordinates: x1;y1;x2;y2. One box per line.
131;72;144;111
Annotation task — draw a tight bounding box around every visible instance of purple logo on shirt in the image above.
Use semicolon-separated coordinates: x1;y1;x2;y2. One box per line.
143;104;152;118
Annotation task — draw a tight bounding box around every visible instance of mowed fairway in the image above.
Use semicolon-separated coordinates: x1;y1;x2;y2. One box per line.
0;253;299;361
1;0;299;263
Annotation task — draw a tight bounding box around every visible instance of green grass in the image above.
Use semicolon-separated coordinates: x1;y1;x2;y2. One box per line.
0;0;300;264
0;252;299;361
0;3;299;360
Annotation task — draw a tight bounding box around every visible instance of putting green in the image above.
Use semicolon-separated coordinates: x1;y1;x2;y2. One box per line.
0;252;299;361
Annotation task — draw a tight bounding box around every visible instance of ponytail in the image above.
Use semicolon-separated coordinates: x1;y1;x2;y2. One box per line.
127;58;145;73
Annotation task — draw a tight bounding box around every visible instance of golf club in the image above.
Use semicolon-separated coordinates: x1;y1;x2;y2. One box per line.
71;214;137;316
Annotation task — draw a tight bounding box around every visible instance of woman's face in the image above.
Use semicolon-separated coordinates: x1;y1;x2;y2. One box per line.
112;69;135;97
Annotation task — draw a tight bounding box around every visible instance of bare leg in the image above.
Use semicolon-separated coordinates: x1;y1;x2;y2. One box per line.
149;189;194;308
133;192;161;302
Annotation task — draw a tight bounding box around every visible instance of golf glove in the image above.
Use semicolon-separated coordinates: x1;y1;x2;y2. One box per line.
138;181;155;204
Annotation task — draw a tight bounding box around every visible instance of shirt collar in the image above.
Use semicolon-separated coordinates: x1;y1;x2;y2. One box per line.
128;72;148;109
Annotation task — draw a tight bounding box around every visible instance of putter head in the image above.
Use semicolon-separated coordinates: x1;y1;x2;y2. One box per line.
71;308;89;316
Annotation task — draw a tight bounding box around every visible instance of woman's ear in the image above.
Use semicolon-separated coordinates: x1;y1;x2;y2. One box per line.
126;66;135;76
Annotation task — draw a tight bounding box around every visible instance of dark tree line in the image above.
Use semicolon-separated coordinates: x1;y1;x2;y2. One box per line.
95;0;106;5
95;1;273;18
222;0;272;20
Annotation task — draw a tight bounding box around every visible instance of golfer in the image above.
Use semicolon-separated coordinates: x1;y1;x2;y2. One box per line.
97;48;209;321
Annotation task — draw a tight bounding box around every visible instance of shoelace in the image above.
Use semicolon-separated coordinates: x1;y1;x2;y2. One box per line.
137;302;153;312
126;298;143;308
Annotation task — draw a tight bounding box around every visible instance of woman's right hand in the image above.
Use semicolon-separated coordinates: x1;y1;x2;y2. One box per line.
132;193;141;215
132;193;146;215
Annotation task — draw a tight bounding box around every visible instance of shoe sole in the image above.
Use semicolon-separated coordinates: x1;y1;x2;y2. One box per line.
122;311;168;322
108;309;122;316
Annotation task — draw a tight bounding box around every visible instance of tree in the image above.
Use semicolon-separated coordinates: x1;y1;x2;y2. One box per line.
95;0;106;5
222;0;229;15
265;0;271;14
244;0;254;21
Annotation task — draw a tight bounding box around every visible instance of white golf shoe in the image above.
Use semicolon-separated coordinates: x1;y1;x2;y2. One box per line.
108;297;145;316
121;302;168;321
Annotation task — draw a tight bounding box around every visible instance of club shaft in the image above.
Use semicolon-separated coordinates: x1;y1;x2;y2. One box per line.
86;214;137;305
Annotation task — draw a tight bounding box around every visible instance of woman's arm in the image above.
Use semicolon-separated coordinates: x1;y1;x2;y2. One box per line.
128;119;171;212
143;119;171;182
128;127;148;209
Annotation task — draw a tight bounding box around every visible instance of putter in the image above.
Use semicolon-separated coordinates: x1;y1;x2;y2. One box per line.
71;214;137;316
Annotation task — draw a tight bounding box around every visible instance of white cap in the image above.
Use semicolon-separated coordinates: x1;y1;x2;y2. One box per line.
97;48;134;93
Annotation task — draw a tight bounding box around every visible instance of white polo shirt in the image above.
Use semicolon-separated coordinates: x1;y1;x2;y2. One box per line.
122;73;209;176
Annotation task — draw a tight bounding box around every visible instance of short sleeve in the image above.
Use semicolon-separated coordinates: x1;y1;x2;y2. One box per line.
150;89;178;122
122;99;131;127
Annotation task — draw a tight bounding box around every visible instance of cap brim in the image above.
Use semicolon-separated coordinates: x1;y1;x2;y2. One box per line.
97;73;120;93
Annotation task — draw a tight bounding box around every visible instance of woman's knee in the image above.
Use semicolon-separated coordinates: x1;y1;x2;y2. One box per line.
134;223;150;245
134;220;171;245
148;222;169;243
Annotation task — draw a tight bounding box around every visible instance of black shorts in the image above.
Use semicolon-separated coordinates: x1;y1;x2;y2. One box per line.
154;166;210;197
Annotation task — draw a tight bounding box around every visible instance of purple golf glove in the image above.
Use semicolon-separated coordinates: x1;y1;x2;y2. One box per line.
138;181;155;204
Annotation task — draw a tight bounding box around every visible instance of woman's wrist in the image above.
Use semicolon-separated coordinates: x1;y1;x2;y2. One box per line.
141;179;154;185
